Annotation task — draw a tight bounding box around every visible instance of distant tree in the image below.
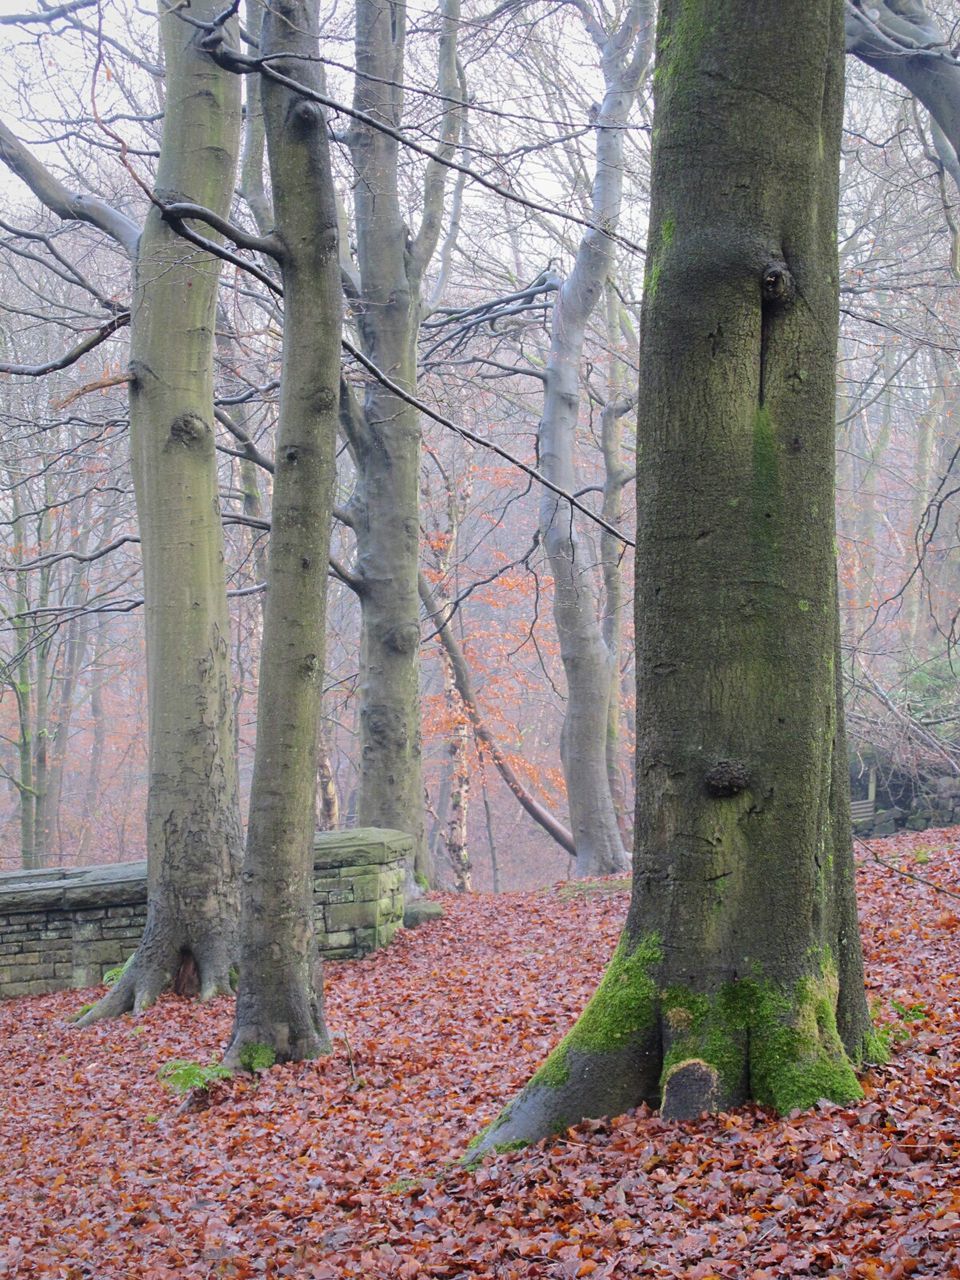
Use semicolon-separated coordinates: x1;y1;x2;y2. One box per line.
473;0;873;1151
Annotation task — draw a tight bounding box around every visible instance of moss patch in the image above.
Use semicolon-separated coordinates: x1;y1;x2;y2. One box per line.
237;1042;276;1072
661;957;862;1115
554;876;631;900
531;933;662;1089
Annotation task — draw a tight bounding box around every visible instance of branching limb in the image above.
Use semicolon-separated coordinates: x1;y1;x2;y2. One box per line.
0;120;141;256
0;312;130;377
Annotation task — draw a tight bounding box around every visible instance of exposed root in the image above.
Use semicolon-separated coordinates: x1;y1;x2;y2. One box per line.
72;942;234;1027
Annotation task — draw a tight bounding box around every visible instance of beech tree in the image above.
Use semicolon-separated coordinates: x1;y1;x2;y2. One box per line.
472;0;872;1152
0;0;244;1015
220;0;341;1065
536;0;652;877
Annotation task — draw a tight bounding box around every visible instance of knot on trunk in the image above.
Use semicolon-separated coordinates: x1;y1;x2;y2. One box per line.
384;623;419;655
168;413;208;448
761;262;795;306
704;759;749;797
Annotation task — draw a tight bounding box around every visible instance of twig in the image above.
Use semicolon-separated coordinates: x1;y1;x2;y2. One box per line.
854;832;960;904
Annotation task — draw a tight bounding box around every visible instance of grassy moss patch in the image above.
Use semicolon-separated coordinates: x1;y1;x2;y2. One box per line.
531;933;662;1089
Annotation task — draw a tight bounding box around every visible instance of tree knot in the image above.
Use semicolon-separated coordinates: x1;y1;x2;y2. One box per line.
704;759;749;797
761;263;795;306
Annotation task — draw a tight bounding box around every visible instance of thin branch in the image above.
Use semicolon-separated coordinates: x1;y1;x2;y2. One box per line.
198;32;647;259
0;312;130;376
0;0;96;25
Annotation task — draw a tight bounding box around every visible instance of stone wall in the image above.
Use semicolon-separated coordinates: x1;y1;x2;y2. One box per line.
0;827;409;1000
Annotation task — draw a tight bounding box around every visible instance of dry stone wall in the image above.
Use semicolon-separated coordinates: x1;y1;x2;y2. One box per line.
0;828;409;999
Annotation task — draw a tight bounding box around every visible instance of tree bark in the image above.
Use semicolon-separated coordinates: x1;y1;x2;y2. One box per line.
345;0;461;885
471;0;871;1154
224;0;340;1066
537;1;652;877
79;0;243;1021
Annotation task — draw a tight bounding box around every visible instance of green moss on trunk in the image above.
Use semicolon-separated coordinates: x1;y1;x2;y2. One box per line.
531;933;661;1088
661;956;862;1114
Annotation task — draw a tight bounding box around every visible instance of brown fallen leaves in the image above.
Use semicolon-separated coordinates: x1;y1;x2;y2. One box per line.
1;829;960;1278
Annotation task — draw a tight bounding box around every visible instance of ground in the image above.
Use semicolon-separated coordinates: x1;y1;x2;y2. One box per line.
1;830;959;1279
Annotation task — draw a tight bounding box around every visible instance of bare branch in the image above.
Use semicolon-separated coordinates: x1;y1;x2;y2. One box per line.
0;120;141;257
0;312;130;377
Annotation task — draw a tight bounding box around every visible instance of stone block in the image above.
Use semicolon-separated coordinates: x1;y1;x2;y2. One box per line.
350;874;382;903
77;940;127;964
321;947;355;961
1;979;52;997
354;927;377;955
403;900;443;929
321;930;354;950
313;827;412;870
325;901;377;932
72;920;106;941
377;921;400;948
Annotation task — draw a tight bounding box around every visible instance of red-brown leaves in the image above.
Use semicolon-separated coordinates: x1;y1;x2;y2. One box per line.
2;831;960;1276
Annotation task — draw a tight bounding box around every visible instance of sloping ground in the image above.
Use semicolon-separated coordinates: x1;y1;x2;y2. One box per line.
0;830;958;1279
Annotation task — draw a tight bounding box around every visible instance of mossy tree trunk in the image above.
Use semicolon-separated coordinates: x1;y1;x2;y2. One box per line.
224;0;340;1066
471;0;871;1155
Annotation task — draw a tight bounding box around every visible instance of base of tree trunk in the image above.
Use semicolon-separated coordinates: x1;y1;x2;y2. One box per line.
74;928;234;1025
467;931;870;1160
224;968;331;1069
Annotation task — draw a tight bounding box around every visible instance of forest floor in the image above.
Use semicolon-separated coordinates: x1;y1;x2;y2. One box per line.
1;831;959;1279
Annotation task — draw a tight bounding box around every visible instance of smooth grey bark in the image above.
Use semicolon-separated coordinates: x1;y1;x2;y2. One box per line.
537;1;653;877
343;0;461;884
0;0;244;1018
472;0;871;1155
223;0;340;1067
86;0;244;1018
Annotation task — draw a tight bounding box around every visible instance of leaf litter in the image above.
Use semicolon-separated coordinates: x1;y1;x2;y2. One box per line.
1;828;959;1277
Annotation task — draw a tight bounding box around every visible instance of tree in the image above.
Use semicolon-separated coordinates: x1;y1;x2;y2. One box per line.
471;0;872;1153
340;0;463;885
221;0;341;1066
0;0;244;1015
536;0;652;877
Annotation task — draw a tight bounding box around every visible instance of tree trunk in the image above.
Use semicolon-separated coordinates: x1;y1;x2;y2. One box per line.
224;0;340;1066
537;3;651;877
471;0;871;1154
344;0;461;885
79;0;243;1022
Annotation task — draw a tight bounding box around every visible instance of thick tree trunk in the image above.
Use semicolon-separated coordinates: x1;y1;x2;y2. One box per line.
224;0;340;1066
471;0;871;1155
79;0;242;1022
